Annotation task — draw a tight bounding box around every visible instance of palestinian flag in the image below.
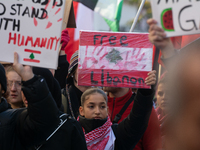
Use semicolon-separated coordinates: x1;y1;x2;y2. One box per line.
73;0;123;31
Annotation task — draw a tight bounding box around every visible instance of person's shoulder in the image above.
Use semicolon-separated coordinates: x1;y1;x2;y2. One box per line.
59;113;80;128
0;108;25;125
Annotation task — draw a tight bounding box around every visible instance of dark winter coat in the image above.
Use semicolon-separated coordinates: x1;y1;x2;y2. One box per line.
112;89;154;150
0;75;87;150
0;75;59;150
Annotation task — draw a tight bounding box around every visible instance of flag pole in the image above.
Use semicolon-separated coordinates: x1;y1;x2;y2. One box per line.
129;0;146;32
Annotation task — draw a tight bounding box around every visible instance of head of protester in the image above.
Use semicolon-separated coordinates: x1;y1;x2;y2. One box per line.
79;88;108;126
156;76;169;117
64;50;90;118
78;71;157;150
67;50;90;92
6;66;23;108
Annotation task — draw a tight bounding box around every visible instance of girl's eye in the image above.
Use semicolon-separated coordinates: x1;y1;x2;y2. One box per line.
101;105;106;109
88;105;94;109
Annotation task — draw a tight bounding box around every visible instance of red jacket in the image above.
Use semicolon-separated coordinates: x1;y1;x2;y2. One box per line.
107;89;162;150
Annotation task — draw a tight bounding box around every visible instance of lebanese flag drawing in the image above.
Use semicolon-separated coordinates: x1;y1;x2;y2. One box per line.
78;31;153;89
23;49;41;63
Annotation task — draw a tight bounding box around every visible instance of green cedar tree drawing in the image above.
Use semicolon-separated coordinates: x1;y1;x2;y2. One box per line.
29;53;35;60
106;49;123;64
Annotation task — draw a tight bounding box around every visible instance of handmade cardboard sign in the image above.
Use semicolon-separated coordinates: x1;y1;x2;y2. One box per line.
151;0;200;37
78;31;153;89
0;0;71;69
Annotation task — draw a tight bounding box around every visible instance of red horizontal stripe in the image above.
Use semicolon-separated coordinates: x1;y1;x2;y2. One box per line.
80;31;152;48
24;59;40;63
24;49;41;54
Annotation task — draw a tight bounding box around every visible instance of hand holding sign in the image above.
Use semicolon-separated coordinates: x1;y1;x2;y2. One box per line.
78;31;153;89
145;70;156;86
147;18;175;59
13;52;34;81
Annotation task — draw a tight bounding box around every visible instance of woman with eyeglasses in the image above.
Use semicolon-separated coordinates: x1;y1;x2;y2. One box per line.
6;66;24;108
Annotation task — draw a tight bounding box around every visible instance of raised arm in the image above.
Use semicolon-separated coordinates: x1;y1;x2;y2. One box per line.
147;18;175;59
13;52;60;148
54;29;70;89
115;70;156;150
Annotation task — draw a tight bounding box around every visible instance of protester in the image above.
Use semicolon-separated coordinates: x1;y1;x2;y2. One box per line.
6;66;23;108
155;76;169;147
54;29;70;89
162;41;200;150
104;70;162;150
156;76;168;127
0;53;87;150
78;71;156;150
147;17;200;150
61;50;90;118
0;53;59;149
20;67;88;150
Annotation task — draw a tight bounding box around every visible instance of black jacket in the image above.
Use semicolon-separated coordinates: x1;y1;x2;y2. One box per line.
112;89;154;150
54;55;69;89
38;113;87;150
0;75;87;150
0;75;59;149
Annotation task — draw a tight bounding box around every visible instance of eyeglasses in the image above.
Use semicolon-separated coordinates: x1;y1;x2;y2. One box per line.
7;80;22;88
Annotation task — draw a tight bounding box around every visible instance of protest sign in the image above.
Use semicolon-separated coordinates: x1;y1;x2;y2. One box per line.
78;31;153;89
0;0;71;69
151;0;200;37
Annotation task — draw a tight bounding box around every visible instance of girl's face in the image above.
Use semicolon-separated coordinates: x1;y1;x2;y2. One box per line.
79;93;108;119
157;83;168;112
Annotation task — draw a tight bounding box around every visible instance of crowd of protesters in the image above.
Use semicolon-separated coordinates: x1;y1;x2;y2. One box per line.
1;16;200;150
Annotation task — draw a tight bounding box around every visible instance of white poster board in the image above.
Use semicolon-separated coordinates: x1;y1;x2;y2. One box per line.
151;0;200;37
0;0;67;69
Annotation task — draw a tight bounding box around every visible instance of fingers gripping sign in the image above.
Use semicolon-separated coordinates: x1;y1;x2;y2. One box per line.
145;70;157;86
13;52;34;81
147;18;175;59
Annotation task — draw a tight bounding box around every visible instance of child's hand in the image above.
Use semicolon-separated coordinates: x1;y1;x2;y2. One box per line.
145;70;156;86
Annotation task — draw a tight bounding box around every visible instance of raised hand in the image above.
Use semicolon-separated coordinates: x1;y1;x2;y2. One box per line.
147;18;175;59
13;52;34;81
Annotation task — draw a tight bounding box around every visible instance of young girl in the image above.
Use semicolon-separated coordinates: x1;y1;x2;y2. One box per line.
78;71;156;150
156;76;168;128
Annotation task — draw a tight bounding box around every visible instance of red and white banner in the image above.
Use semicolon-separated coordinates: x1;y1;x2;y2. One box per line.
78;31;153;89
